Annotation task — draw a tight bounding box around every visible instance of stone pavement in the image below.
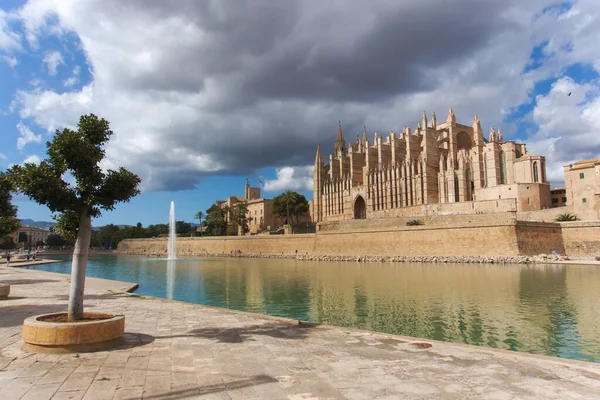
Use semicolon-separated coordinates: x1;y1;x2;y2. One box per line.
1;267;600;400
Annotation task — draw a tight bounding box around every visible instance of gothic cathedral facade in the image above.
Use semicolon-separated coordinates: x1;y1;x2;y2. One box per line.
312;109;551;222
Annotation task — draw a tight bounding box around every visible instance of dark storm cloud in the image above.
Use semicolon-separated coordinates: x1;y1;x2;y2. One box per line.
17;0;567;190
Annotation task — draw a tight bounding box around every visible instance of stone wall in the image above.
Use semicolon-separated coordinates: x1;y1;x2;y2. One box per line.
516;206;574;222
514;221;565;255
118;215;600;259
120;213;520;257
560;221;600;257
318;211;515;232
118;234;316;256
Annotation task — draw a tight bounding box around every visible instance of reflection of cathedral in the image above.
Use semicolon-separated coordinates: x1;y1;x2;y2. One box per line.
312;109;551;222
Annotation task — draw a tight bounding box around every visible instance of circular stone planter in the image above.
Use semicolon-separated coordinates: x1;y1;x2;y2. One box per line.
0;284;9;299
22;312;125;354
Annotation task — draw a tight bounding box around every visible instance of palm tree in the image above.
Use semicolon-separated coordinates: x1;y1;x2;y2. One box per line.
194;211;204;237
280;190;298;225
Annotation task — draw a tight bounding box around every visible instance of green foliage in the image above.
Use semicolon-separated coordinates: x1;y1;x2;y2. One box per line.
0;172;20;237
194;211;204;236
46;233;67;248
555;213;579;222
7;114;141;221
205;204;227;236
406;219;424;226
53;211;80;244
272;190;309;225
232;202;249;235
175;220;193;235
0;235;16;250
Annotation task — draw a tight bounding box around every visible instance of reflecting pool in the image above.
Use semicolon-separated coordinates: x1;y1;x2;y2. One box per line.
25;254;600;362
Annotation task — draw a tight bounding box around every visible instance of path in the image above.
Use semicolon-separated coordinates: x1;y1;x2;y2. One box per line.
1;267;599;399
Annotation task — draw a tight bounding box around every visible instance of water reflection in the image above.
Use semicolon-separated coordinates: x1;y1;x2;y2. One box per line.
27;255;600;362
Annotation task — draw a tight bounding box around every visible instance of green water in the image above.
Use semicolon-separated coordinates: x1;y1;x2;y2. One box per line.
26;255;600;362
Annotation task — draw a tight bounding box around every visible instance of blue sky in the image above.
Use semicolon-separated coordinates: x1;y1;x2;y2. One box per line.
1;0;599;226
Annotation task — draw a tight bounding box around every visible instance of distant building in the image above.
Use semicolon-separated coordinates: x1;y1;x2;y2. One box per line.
563;157;600;220
10;226;52;245
550;187;568;208
215;180;282;234
313;109;551;222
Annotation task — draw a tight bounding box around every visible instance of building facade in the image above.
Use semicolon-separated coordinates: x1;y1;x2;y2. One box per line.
313;109;551;222
215;180;282;234
563;157;600;220
9;226;52;246
550;187;568;208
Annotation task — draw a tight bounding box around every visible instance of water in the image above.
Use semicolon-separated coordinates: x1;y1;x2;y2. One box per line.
167;201;176;260
25;255;600;362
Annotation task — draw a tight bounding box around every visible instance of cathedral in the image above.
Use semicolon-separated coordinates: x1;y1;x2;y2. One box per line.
312;109;551;222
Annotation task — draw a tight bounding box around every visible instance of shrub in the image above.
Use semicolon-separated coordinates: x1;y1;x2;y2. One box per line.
406;219;424;226
555;213;579;222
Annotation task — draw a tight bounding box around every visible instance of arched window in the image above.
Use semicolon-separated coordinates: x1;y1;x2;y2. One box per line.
533;161;539;183
454;175;460;202
484;158;488;187
500;151;506;184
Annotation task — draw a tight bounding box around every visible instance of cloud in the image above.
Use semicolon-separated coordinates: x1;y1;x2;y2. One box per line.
16;122;42;149
9;0;600;191
0;9;21;51
23;154;41;165
1;55;17;67
63;65;80;87
528;76;600;182
42;50;64;76
263;166;313;193
0;153;6;160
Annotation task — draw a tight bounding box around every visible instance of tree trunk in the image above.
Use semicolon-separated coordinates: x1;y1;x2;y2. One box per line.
68;210;92;322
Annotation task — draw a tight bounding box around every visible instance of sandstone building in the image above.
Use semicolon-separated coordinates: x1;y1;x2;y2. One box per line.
312;109;551;222
563;157;600;220
215;180;281;234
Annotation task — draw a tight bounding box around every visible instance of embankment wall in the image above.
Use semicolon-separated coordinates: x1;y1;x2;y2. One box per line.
559;221;600;257
118;215;600;259
119;213;521;257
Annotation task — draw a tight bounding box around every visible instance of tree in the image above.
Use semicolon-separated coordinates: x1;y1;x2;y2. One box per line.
273;191;310;226
8;114;140;321
175;221;193;236
46;233;66;248
232;202;249;235
205;204;227;236
0;236;16;250
0;173;20;238
194;211;204;237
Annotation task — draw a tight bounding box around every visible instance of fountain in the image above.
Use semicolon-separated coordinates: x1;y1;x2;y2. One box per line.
167;201;176;260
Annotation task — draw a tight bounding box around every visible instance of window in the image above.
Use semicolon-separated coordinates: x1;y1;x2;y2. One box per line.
533;162;539;183
552;198;559;204
580;172;585;179
562;197;567;203
583;198;587;203
500;151;506;184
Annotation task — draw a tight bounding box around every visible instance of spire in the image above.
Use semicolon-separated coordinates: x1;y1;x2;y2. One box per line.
362;126;368;143
472;114;482;133
497;128;503;142
334;121;346;155
447;107;456;124
422;111;427;129
336;121;343;142
315;144;323;164
417;120;421;130
431;112;437;128
489;126;496;142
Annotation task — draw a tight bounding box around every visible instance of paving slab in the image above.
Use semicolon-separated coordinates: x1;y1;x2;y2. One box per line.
1;266;600;399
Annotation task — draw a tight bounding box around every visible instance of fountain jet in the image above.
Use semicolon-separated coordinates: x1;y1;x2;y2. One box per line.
168;201;176;260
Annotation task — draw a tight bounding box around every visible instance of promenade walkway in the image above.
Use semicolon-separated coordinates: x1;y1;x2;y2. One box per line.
1;266;600;399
